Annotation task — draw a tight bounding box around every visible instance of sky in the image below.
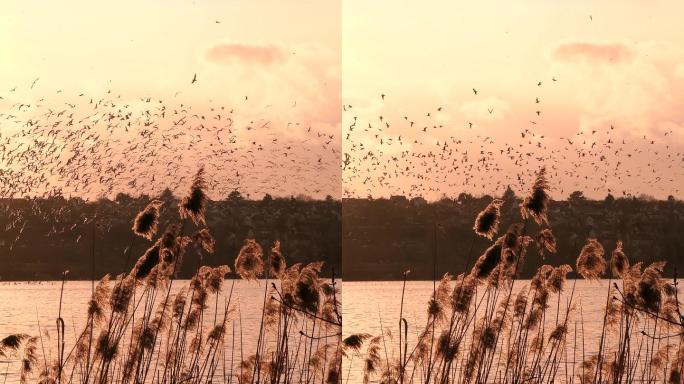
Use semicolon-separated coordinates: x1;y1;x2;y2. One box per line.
0;0;341;200
342;1;684;200
1;1;683;201
1;1;339;102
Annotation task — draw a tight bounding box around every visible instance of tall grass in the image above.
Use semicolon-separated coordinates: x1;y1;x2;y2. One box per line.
1;168;342;384
345;168;684;384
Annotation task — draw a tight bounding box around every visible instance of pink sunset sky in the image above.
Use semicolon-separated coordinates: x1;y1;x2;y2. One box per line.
343;1;684;200
0;0;341;200
1;1;682;201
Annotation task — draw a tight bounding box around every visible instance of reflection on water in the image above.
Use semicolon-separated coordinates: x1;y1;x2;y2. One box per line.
343;280;615;384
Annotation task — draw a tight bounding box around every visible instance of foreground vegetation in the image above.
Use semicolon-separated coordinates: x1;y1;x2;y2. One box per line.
344;168;683;383
0;168;342;383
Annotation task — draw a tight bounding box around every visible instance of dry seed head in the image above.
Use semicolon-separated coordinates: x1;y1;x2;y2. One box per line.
549;324;567;341
547;264;572;293
268;240;286;278
535;228;557;257
513;287;529;318
473;199;503;240
130;241;161;279
576;238;606;280
452;275;477;313
235;238;264;281
342;333;371;355
110;275;135;313
194;228;215;254
470;238;503;281
638;261;665;313
520;167;550;225
610;240;630;278
179;167;208;225
295;262;323;313
132;200;163;240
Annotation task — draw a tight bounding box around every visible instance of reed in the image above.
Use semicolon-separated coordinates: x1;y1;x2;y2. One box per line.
349;168;684;384
3;168;342;384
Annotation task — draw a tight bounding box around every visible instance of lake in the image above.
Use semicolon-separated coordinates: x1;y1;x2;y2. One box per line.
0;279;677;383
0;279;275;383
342;279;663;384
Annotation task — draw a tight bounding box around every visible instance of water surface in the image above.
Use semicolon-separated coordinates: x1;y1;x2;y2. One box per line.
343;280;616;383
0;279;272;382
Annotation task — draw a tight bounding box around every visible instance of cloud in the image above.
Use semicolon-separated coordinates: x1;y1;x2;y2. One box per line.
549;40;684;142
205;43;287;66
552;42;634;64
199;42;340;129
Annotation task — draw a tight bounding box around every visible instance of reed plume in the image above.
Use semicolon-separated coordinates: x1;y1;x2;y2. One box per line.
234;237;264;281
535;228;557;256
130;241;161;279
342;334;371;356
109;274;135;312
0;334;30;358
576;238;606;280
610;240;630;278
520;167;550;225
95;331;118;362
513;286;528;318
546;264;572;293
132;199;163;240
428;273;452;324
668;343;683;383
161;223;178;249
19;336;38;384
294;262;323;313
470;238;503;280
198;264;230;293
452;274;477;313
87;274;110;325
326;349;342;384
638;261;665;313
179;166;208;226
549;324;567;341
363;336;382;384
268;240;286;278
194;228;215;254
473;199;503;240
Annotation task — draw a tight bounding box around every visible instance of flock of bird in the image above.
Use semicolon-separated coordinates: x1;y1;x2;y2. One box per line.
0;81;341;202
0;70;681;245
0;79;343;247
342;80;683;201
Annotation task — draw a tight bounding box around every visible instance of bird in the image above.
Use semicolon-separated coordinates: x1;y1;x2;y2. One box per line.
191;74;197;84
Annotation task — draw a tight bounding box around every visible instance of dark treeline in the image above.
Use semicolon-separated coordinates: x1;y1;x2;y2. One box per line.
0;189;341;280
343;188;684;280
